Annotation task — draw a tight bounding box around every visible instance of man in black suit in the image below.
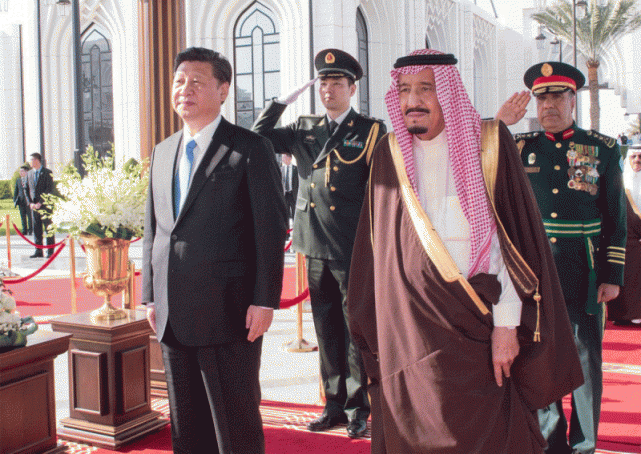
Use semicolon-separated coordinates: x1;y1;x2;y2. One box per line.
26;153;55;258
142;47;287;454
252;49;386;438
13;165;32;235
281;153;298;226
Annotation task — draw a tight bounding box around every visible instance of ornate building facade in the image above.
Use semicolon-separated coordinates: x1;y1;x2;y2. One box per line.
0;0;637;179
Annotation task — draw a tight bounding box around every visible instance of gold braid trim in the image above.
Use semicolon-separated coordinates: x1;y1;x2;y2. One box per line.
387;133;490;316
481;120;541;342
325;122;380;186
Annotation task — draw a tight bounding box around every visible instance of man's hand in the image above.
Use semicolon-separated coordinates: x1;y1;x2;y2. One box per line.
491;326;520;387
277;78;318;105
495;91;531;126
598;283;620;304
246;305;274;342
146;305;157;333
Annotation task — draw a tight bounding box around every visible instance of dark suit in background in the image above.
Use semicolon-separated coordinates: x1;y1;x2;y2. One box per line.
26;162;55;257
281;160;298;223
143;47;286;454
13;171;32;235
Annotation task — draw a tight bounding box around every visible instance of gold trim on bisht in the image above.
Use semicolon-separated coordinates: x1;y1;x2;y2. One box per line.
481;120;541;341
387;133;490;316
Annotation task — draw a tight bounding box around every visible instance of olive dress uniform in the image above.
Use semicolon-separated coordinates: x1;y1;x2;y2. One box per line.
519;124;626;454
253;99;386;422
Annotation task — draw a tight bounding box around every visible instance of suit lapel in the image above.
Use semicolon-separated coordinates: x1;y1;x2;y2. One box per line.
174;118;233;226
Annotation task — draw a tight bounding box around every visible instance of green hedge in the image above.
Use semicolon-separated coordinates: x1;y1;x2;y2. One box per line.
0;180;11;199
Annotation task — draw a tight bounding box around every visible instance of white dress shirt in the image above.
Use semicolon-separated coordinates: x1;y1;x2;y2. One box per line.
412;130;522;327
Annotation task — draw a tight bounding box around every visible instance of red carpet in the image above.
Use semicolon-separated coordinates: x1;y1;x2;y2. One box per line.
603;321;641;366
7;267;298;320
62;399;370;454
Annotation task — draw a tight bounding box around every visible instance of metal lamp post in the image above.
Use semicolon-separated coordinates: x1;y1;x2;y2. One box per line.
56;0;85;173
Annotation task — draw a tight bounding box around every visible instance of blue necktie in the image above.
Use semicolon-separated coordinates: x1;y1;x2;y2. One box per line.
35;170;40;185
174;139;196;218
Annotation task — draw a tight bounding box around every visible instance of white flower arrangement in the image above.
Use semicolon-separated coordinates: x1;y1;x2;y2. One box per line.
43;145;149;240
0;279;37;347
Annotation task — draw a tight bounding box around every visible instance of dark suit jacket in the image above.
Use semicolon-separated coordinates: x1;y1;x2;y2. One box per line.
14;177;29;207
253;101;386;262
281;163;299;196
142;117;287;347
26;167;54;206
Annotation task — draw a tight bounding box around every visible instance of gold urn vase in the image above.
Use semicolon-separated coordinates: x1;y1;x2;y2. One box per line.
80;233;131;321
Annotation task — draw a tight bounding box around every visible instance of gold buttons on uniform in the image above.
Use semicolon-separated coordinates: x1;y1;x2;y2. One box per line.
333;166;339;171
313;164;318;169
310;202;316;208
554;165;561;171
310;183;316;188
552;188;559;194
556;143;562;149
551;212;558;218
330;206;336;211
330;186;336;192
550;237;557;243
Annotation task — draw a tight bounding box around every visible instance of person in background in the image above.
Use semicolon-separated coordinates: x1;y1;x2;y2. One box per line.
26;153;55;258
608;143;641;325
252;48;386;439
498;61;626;454
281;153;298;229
13;164;32;235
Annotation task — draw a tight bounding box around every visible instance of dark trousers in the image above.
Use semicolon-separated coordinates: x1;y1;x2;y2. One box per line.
284;191;295;222
161;326;265;454
539;303;603;454
306;257;369;421
32;209;54;256
17;202;32;234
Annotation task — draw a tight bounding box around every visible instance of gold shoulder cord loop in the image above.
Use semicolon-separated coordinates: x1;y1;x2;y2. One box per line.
481;120;541;342
325;122;380;186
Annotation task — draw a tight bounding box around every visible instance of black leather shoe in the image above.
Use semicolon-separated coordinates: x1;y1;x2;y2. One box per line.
306;413;347;432
346;419;367;438
30;252;43;258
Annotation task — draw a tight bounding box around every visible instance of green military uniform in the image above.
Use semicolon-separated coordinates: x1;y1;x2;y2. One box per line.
253;96;386;424
518;124;626;454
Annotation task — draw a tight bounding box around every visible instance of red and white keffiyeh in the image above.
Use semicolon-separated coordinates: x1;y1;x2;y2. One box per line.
385;49;496;276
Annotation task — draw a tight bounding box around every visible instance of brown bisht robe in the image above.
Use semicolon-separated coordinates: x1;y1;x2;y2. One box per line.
608;193;641;321
347;122;583;454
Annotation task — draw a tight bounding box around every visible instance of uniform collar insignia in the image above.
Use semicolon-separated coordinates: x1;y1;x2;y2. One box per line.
545;126;575;142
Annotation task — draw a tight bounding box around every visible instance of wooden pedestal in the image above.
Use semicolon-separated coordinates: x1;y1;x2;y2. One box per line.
50;309;166;450
0;331;71;454
148;335;167;398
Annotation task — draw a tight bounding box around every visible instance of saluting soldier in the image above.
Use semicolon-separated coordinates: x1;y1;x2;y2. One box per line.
252;48;386;439
499;61;626;454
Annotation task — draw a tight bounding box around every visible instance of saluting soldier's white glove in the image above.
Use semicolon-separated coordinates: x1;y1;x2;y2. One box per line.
277;78;318;105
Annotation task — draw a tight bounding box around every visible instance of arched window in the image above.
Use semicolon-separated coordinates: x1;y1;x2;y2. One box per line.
356;8;369;115
234;2;280;129
81;28;113;158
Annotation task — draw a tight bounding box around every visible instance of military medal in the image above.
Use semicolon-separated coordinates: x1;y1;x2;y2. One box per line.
528;153;536;165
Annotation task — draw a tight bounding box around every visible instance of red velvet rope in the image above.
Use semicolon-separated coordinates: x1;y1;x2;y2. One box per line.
279;288;310;309
11;223;67;248
130;237;141;243
2;242;67;284
284;239;293;252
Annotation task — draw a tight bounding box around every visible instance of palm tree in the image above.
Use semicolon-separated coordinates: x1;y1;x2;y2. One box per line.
532;0;641;130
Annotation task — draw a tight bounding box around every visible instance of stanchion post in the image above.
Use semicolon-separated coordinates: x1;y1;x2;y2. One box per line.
284;252;317;353
5;214;11;270
122;261;136;310
69;237;77;314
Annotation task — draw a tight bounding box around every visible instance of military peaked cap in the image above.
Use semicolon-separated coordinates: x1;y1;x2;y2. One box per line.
315;49;363;81
524;61;585;95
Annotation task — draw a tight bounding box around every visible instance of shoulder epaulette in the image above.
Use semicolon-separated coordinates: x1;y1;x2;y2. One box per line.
300;114;324;120
586;130;616;148
514;131;540;141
